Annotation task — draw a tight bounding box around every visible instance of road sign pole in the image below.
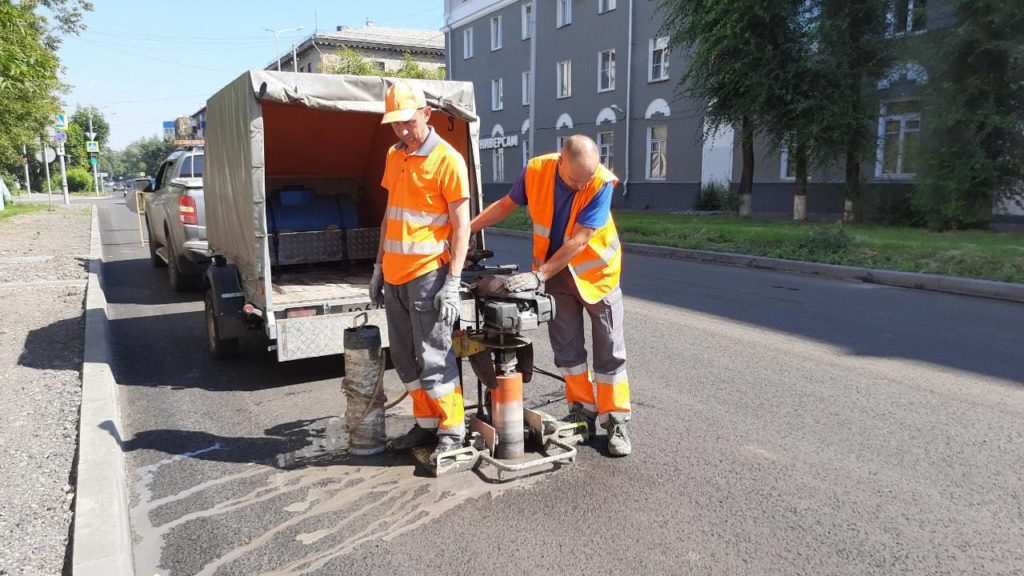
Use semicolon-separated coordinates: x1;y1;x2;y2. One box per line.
58;143;70;205
89;115;100;197
22;145;31;198
37;136;53;209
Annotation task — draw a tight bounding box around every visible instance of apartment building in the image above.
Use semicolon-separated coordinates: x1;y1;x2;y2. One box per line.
269;24;445;76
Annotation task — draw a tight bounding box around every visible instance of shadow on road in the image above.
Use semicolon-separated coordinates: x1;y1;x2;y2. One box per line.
18;316;84;372
488;234;1024;386
100;257;203;307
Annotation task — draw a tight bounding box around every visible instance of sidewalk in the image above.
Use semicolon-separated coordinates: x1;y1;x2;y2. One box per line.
0;206;92;575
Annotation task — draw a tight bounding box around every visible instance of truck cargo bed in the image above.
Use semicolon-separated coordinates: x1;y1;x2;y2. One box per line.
270;268;372;309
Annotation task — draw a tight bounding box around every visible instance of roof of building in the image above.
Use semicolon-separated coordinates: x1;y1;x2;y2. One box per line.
316;25;445;54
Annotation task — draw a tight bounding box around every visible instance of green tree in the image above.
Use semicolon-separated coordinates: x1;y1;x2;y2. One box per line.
122;136;176;178
322;47;381;76
813;0;891;223
915;0;1024;229
394;52;445;80
65;106;109;169
661;0;801;216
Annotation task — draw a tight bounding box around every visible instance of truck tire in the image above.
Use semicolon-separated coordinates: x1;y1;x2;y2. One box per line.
205;290;239;358
146;218;166;268
167;239;187;292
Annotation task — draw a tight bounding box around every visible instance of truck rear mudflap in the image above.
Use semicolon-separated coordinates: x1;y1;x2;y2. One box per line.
275;308;389;361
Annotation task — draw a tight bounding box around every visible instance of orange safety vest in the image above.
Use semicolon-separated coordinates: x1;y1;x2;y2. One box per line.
524;153;621;304
380;130;469;285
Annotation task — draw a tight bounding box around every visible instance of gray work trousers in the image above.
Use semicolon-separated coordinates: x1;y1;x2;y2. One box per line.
545;268;631;426
383;265;463;438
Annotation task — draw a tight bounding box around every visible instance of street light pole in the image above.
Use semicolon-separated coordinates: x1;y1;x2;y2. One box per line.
89;112;100;197
264;27;303;72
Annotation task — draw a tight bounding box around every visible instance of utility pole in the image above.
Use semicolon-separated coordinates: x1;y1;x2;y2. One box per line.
292;43;298;72
88;112;100;196
264;26;303;72
57;143;69;205
37;135;54;210
22;145;32;198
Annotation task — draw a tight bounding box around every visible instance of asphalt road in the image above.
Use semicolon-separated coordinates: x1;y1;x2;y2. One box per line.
98;198;1024;575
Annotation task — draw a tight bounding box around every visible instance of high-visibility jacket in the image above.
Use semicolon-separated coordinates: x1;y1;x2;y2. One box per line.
380;129;470;285
524;153;621;303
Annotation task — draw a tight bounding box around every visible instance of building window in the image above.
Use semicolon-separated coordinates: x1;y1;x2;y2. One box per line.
887;0;926;36
375;61;386;72
780;146;796;180
557;0;572;28
522;3;533;40
877;101;920;177
491;16;503;50
599;0;616;13
557;60;572;99
493;146;505;182
557;135;567;151
649;37;670;82
598;131;614;169
522;71;531;106
492;78;504;111
463;28;474;59
598;49;615;92
646;125;667;180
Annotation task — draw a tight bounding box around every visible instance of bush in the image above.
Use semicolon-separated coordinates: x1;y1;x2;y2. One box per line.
52;167;93;193
877;189;924;227
695;182;740;212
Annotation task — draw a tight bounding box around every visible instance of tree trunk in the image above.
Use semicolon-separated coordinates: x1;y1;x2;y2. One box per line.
739;117;754;217
793;140;808;221
844;145;861;223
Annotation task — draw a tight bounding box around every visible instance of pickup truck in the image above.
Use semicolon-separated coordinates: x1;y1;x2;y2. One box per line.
140;149;210;291
202;71;482;361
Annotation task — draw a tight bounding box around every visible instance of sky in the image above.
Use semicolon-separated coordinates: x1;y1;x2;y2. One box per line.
57;0;445;150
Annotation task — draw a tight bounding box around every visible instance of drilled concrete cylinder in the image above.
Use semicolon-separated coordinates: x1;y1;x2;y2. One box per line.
492;373;525;459
342;326;386;455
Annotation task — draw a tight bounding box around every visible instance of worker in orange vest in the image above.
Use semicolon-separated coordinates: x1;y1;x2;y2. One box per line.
370;81;472;466
470;135;632;456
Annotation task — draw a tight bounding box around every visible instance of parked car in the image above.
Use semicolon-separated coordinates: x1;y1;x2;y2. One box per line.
136;149;209;291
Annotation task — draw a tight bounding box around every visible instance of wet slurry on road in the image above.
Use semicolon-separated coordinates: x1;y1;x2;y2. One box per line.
99;199;1024;575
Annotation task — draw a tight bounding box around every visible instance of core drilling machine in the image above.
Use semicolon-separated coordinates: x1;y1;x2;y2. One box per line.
409;249;590;478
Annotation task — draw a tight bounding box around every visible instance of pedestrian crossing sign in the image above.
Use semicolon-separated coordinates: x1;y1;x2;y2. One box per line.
86;141;100;153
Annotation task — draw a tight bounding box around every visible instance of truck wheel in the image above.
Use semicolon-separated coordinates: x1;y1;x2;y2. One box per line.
146;219;166;268
205;290;239;358
167;240;187;292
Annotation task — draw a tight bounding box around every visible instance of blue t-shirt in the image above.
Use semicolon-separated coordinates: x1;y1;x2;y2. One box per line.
508;168;613;258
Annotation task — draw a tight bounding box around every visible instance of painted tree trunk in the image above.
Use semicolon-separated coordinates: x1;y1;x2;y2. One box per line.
739;118;754;217
793;141;809;221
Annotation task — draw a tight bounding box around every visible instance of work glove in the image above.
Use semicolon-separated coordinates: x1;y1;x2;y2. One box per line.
368;263;384;307
505;270;545;293
434;274;462;328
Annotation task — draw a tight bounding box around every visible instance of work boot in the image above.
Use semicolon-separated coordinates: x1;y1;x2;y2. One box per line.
428;435;470;466
388;424;436;451
557;401;598;432
604;415;632;457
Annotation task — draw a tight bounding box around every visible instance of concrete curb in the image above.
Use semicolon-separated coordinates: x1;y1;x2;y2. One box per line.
72;206;134;575
489;228;1024;304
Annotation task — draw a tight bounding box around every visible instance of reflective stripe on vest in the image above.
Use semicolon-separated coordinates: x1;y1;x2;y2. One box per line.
384;238;448;255
533;222;551;238
572;238;621;275
387;206;450;228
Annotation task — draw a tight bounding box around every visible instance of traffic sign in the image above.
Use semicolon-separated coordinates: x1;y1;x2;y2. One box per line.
51;130;67;144
85;131;97;140
89;157;97;166
86;141;100;153
50;113;67;130
34;146;56;164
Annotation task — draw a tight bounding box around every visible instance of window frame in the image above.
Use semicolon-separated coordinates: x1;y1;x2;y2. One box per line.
521;3;533;40
598;48;616;92
491;77;504;111
598;130;614;169
599;0;617;14
649;36;670;83
522;70;531;106
886;0;927;37
463;27;474;59
557;0;572;28
876;100;921;179
646;125;667;181
556;59;572;99
491;15;503;51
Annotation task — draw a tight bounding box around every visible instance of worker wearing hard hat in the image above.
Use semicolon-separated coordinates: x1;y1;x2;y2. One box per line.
470;135;632;457
370;81;472;466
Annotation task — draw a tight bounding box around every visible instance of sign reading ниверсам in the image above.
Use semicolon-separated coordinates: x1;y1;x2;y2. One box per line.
479;134;519;150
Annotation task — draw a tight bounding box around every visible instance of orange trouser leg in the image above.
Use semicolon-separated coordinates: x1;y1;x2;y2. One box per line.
428;385;465;439
559;364;597;416
595;370;631;421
